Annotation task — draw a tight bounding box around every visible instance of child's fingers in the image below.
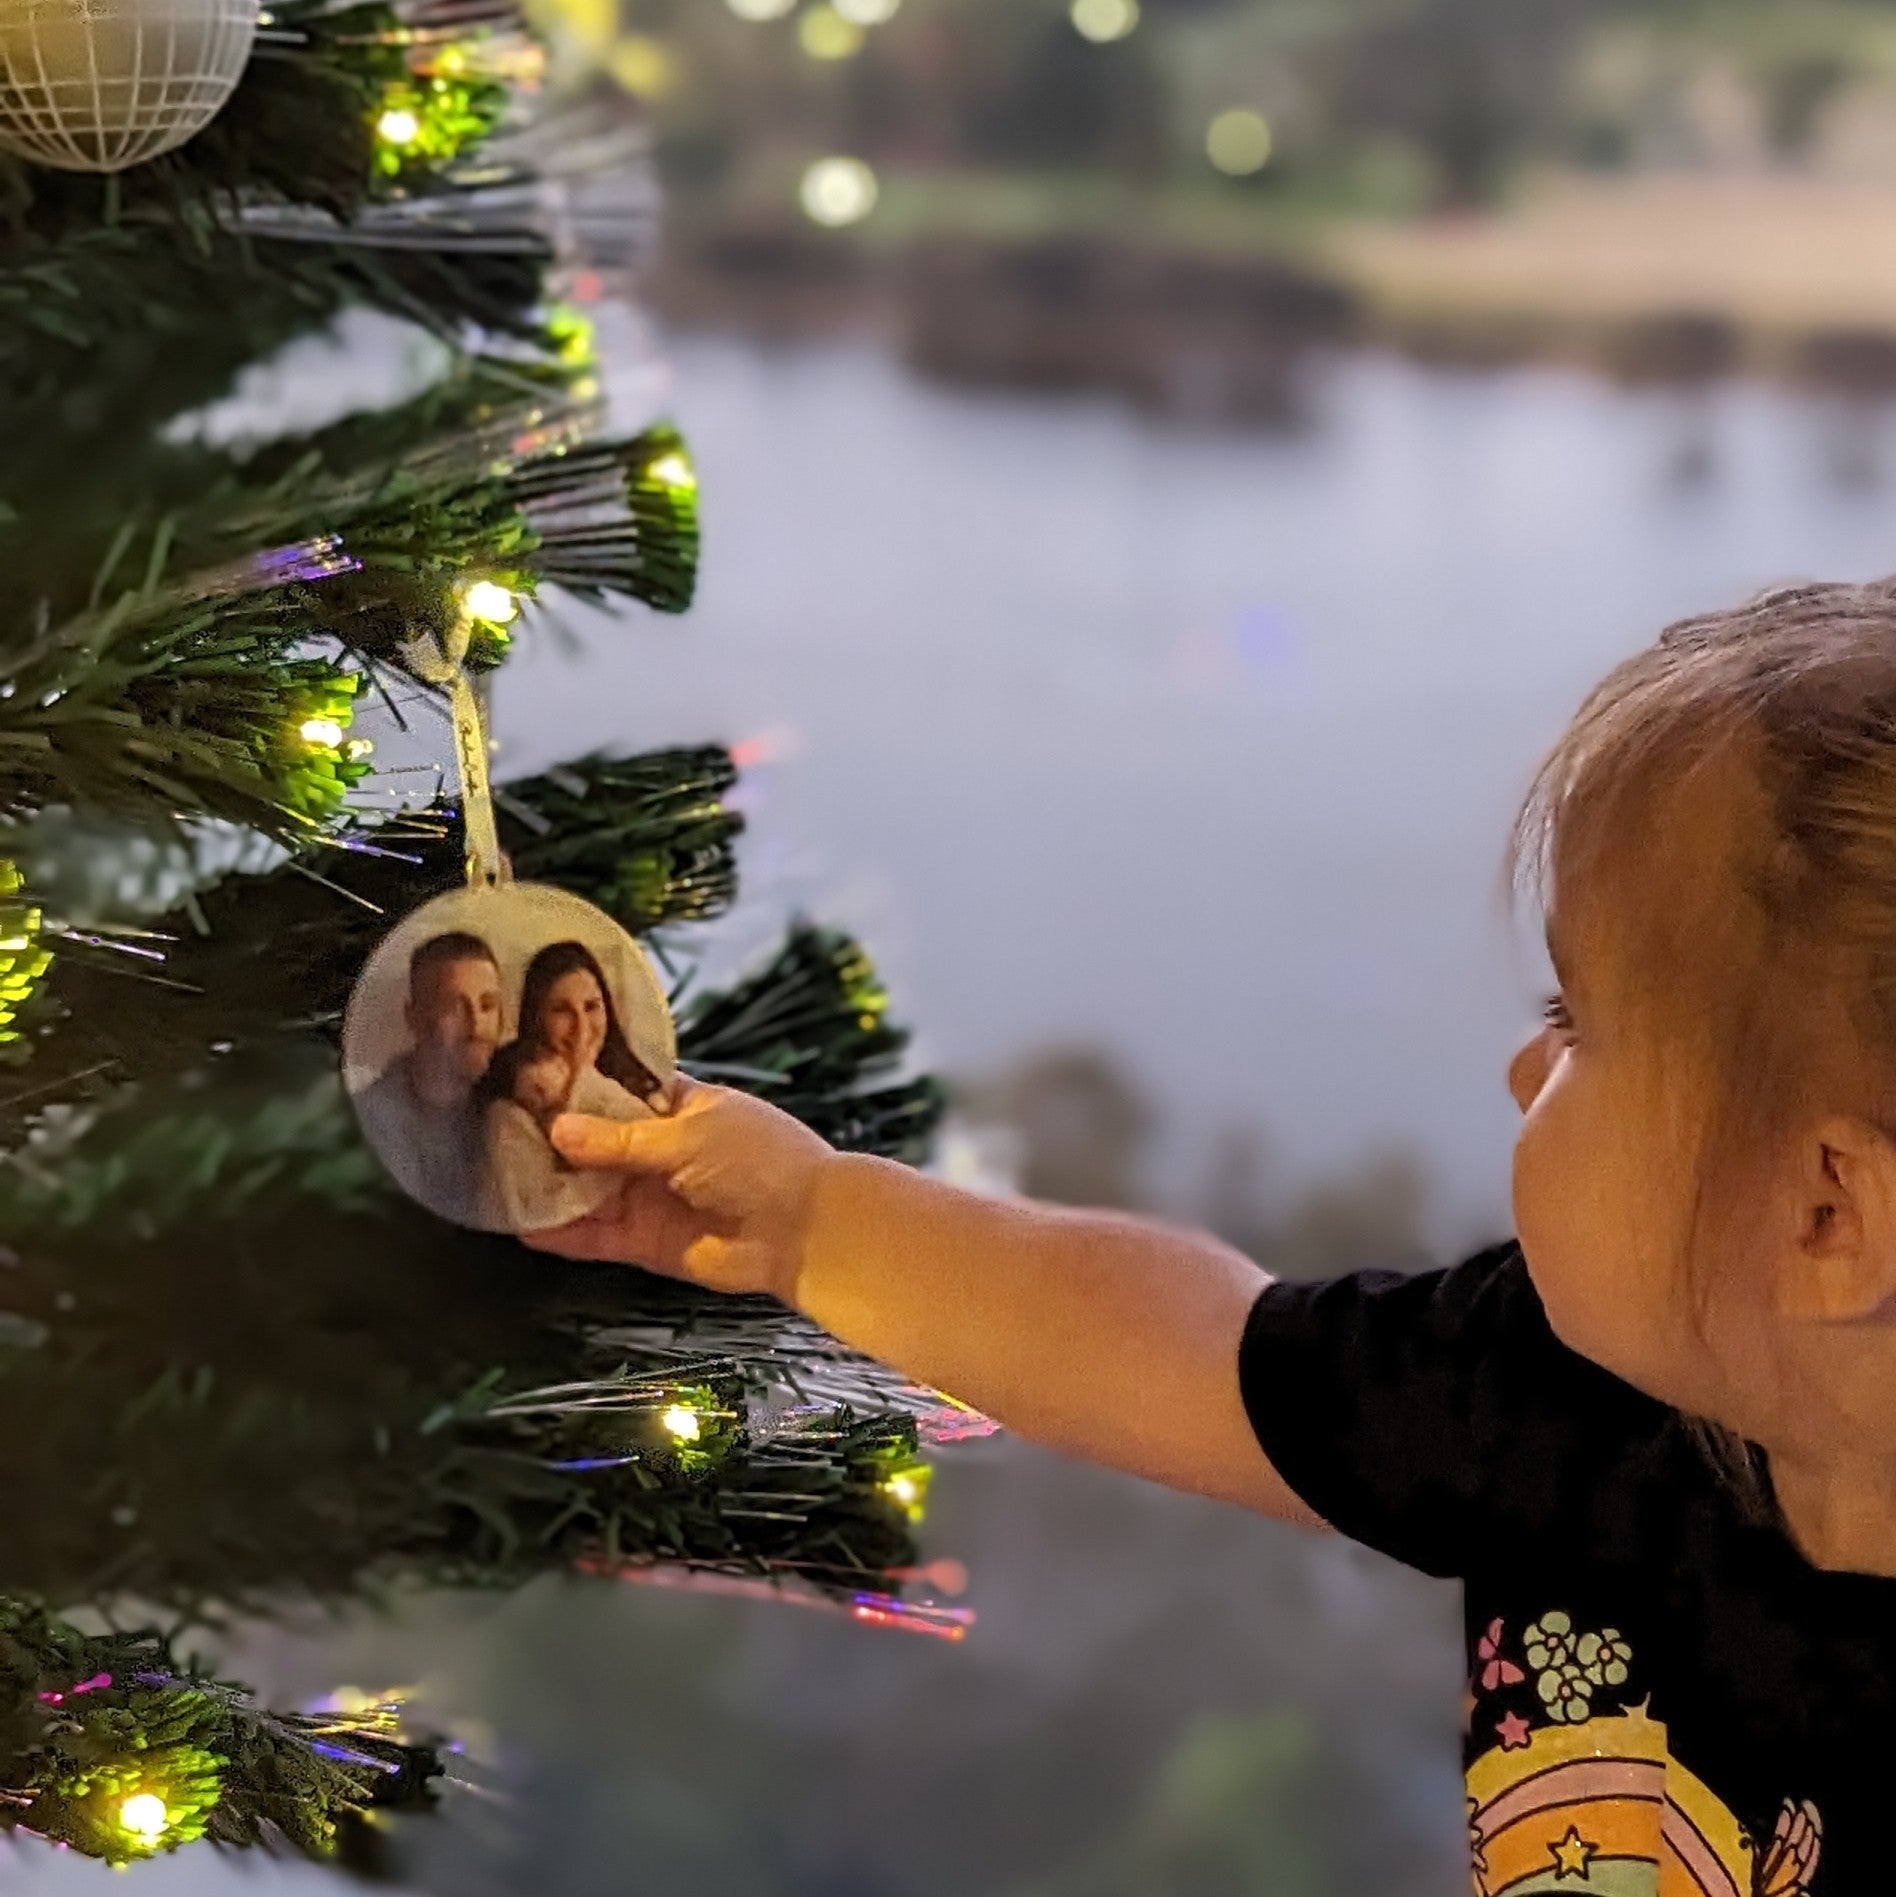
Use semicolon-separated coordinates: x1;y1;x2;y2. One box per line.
519;1184;695;1274
519;1214;626;1262
551;1109;695;1171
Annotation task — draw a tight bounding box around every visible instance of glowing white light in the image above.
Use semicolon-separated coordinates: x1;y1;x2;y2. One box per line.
376;107;420;146
647;452;696;490
299;718;344;748
1070;0;1137;42
799;156;878;228
1206;109;1272;176
725;0;794;16
461;580;519;624
834;0;900;22
119;1794;169;1843
887;1473;920;1506
662;1405;703;1442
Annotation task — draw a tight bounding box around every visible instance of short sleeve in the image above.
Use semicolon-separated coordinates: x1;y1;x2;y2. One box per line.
1237;1241;1638;1580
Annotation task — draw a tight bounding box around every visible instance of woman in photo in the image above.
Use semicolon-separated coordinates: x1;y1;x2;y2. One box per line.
475;939;670;1232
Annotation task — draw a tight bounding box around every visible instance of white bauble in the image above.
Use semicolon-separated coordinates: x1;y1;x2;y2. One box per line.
0;0;259;172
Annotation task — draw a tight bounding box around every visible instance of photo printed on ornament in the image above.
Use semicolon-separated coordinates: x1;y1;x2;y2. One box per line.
342;882;676;1235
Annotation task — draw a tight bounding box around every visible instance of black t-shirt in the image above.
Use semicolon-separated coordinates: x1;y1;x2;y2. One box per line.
1238;1239;1896;1897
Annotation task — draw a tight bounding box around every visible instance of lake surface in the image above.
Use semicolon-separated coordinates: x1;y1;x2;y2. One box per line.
23;336;1896;1894
514;330;1896;1253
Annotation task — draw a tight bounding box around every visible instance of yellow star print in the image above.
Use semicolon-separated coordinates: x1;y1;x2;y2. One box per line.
1550;1825;1598;1881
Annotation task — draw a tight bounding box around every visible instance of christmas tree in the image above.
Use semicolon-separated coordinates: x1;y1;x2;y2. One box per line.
0;0;962;1867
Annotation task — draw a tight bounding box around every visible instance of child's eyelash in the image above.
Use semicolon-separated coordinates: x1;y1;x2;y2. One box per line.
1541;992;1573;1031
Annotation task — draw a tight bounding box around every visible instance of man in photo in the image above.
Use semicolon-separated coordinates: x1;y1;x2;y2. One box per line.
355;930;504;1224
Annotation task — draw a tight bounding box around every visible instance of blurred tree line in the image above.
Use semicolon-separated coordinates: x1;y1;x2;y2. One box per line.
954;1044;1439;1283
594;0;1896;226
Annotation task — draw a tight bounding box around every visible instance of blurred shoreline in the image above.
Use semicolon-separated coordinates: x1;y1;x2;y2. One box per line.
652;169;1896;414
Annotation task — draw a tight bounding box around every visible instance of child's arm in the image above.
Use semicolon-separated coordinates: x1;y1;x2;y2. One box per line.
526;1079;1332;1526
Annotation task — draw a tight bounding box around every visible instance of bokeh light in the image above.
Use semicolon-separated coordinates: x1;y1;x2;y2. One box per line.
800;155;879;226
538;0;614;55
1070;0;1138;43
1206;108;1273;175
375;107;420;146
648;452;697;489
606;35;679;97
461;579;520;624
725;0;795;16
299;718;344;749
798;5;863;58
834;0;901;21
118;1795;169;1845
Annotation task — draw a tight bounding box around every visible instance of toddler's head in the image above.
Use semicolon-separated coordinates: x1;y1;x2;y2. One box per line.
512;1050;573;1128
1502;579;1896;1498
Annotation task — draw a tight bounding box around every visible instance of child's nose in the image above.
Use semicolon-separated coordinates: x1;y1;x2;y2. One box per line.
1507;1030;1554;1113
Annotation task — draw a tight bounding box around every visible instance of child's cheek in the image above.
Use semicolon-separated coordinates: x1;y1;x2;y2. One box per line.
1511;1076;1611;1351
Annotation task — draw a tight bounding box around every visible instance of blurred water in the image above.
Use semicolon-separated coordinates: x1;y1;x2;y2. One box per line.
506;333;1896;1254
23;339;1896;1894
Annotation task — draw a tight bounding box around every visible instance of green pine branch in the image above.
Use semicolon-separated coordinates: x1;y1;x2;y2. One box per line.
0;1598;444;1865
0;407;699;839
0;1048;935;1617
0;0;516;249
44;738;742;987
678;924;947;1159
0;749;944;1157
0;606;369;837
0;0;553;464
0;237;555;539
0;0;960;1727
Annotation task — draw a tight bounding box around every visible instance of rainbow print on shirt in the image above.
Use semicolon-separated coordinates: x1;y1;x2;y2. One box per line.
1463;1613;1821;1897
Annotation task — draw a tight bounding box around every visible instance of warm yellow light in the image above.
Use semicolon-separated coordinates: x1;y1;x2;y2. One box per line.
299;717;345;748
462;580;519;624
662;1405;703;1442
1207;108;1272;176
800;156;878;227
647;452;697;490
833;0;899;21
545;0;614;53
798;5;863;59
376;107;421;146
887;1473;919;1506
607;34;679;97
548;305;597;368
1070;0;1137;42
343;738;375;762
119;1794;169;1844
726;0;795;15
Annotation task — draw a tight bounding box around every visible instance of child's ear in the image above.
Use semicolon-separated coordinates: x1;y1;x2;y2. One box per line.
1775;1116;1896;1324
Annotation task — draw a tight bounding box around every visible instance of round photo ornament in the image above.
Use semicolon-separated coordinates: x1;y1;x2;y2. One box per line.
342;622;677;1236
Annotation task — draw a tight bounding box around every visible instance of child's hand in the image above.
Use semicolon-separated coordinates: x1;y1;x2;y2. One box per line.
521;1075;836;1302
528;1072;1313;1522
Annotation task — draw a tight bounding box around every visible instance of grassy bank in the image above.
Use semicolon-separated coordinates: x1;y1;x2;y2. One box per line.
659;164;1896;394
1323;169;1896;381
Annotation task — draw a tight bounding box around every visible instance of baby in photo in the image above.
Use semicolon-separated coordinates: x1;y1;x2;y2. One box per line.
509;1047;581;1132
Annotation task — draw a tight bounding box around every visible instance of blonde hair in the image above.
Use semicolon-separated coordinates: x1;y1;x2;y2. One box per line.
1497;578;1896;1509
